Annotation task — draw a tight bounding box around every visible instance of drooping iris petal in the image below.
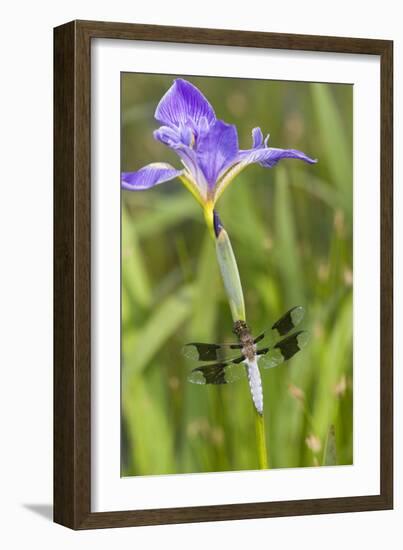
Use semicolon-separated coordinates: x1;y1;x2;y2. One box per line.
121;162;183;190
238;146;317;168
214;142;317;203
196;120;239;188
154;79;216;130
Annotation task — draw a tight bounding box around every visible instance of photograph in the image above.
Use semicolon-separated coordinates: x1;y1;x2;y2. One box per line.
121;73;353;477
0;0;396;541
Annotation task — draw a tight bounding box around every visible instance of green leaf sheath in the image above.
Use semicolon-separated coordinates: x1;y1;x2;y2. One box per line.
215;225;246;322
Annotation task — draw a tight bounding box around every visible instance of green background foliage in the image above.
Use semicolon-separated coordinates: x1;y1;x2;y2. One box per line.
121;73;353;476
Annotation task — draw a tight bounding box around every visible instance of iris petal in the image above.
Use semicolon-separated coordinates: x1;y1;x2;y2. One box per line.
153;126;180;147
154;127;209;198
197;120;239;188
252;127;264;148
214;144;317;204
121;163;183;190
176;146;209;198
154;79;216;129
239;147;317;168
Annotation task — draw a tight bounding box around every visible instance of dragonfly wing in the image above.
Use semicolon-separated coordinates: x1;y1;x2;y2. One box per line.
183;342;242;362
257;330;309;369
188;361;246;385
254;306;305;344
272;306;305;336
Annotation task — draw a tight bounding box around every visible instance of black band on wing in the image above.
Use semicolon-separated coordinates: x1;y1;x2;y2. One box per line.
188;360;246;385
183;342;242;361
254;333;265;345
256;331;309;370
253;306;305;344
192;363;228;384
274;330;306;360
271;306;304;336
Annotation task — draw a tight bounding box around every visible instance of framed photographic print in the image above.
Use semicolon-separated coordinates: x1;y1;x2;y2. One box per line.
54;20;393;529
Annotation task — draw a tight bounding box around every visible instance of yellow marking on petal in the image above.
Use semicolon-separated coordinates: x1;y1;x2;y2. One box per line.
177;173;216;240
151;162;175;169
213;161;247;206
178;174;205;207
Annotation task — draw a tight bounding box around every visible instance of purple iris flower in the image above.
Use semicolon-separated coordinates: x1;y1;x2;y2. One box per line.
122;79;317;207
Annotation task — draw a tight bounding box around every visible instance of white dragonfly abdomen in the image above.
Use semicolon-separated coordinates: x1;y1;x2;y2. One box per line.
245;358;263;415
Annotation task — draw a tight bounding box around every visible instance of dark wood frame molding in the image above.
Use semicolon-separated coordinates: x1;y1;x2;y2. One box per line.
54;20;393;529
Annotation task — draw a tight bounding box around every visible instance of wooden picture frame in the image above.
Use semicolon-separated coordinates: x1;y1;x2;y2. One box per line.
54;19;393;529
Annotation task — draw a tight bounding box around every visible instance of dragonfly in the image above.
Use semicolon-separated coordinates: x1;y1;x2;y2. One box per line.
182;306;309;416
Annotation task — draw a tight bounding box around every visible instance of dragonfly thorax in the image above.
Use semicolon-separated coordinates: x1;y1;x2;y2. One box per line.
233;320;256;361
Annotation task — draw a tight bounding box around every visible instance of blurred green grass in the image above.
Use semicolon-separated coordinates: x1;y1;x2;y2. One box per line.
121;74;353;476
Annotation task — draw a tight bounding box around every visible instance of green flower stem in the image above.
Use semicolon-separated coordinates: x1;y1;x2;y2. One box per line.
209;209;269;469
255;408;269;469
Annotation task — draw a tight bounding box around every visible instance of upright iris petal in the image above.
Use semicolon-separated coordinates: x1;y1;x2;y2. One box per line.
196;120;239;190
155;78;216;130
252;127;264;148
